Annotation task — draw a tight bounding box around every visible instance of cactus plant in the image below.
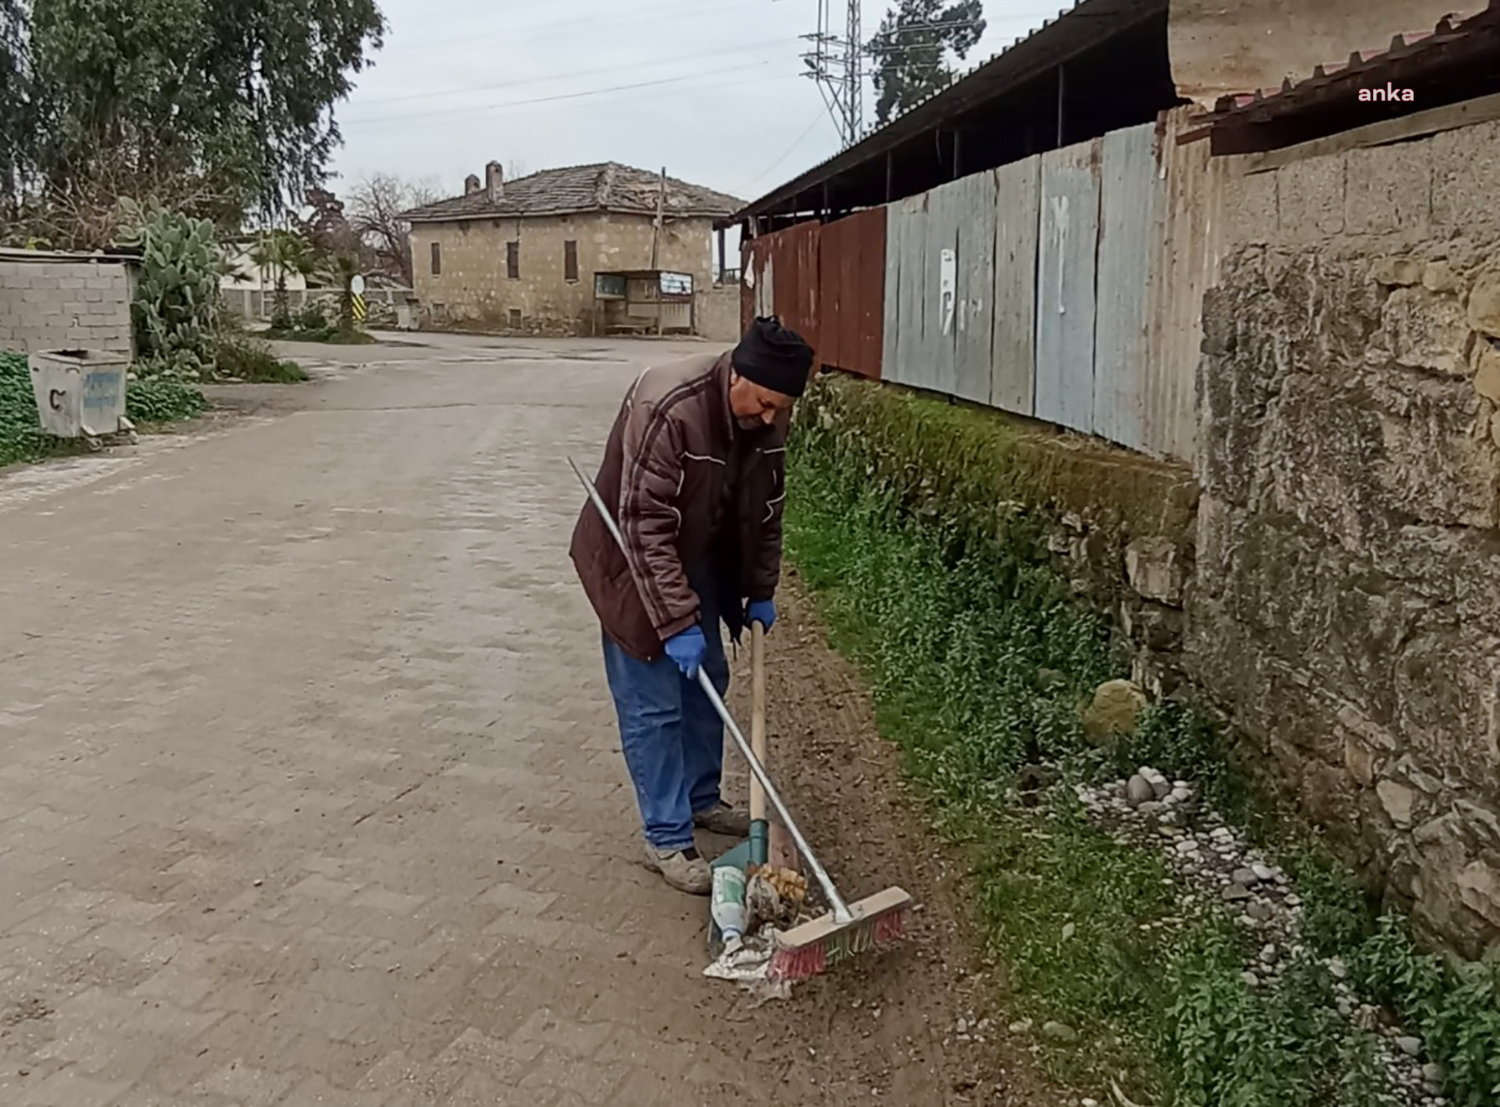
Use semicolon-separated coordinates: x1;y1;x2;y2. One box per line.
116;199;230;379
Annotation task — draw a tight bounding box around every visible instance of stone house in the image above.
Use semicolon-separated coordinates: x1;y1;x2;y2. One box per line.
403;161;741;335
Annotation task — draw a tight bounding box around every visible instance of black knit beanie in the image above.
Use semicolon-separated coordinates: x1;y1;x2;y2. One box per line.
731;316;814;398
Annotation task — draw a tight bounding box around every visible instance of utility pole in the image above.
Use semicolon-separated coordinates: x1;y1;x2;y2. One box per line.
802;0;863;148
650;166;666;269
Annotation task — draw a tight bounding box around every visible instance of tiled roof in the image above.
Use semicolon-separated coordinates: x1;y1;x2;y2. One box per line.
403;162;743;223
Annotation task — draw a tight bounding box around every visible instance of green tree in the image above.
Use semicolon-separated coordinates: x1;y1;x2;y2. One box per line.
867;0;985;126
0;0;31;210
23;0;384;224
197;0;385;213
250;229;319;326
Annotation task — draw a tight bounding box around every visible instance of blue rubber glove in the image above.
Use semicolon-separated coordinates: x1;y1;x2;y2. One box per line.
746;598;776;633
664;626;708;679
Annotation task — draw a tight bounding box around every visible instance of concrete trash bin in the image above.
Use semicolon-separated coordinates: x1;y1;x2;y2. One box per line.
29;349;136;448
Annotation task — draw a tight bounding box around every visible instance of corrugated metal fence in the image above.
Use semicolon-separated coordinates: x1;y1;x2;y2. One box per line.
818;209;886;379
743;222;822;361
747;107;1218;464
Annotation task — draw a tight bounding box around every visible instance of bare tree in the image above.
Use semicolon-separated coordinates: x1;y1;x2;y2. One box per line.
347;173;440;286
0;138;233;251
294;187;361;259
505;159;527;182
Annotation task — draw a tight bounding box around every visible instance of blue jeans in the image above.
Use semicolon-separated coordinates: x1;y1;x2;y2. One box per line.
601;586;730;852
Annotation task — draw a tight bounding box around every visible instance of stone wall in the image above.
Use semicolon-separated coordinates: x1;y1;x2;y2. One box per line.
1193;118;1500;957
409;212;716;335
0;252;134;355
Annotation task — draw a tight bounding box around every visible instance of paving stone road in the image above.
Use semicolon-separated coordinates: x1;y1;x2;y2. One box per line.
0;336;782;1106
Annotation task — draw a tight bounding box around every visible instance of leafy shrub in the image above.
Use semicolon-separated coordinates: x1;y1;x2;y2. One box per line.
1353;918;1500;1106
296;305;328;331
213;334;308;383
264;321;374;345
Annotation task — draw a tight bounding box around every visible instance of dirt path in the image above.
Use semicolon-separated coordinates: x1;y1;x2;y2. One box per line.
717;571;1057;1107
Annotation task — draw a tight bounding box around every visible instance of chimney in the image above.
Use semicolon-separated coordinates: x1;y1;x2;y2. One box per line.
486;161;504;203
464;174;481;196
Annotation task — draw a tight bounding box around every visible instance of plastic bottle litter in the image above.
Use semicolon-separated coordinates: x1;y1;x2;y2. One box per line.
710;865;747;945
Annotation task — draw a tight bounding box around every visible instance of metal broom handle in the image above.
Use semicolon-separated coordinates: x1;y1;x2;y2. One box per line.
567;457;854;924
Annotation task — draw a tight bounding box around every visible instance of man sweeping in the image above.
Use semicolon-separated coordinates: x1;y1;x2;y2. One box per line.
570;317;815;895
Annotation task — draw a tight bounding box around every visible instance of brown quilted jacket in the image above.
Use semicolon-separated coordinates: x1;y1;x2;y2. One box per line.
569;351;788;662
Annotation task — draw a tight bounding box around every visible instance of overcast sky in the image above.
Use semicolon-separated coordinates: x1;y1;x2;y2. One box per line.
329;0;1067;207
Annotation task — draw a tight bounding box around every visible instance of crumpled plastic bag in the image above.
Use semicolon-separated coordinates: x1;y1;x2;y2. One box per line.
702;926;793;1003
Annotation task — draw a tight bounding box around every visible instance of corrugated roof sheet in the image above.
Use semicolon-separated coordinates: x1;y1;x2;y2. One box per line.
404;162;742;223
730;0;1165;223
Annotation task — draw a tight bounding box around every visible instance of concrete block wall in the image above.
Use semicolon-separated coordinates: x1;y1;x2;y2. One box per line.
0;256;134;355
697;284;742;345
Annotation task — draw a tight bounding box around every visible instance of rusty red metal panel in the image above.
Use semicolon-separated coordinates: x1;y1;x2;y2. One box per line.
768;222;822;364
744;216;885;378
817;209;886;380
741;235;775;335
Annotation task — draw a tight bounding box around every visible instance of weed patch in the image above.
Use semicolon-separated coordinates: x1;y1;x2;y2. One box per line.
2;352;207;467
125;379;209;424
785;374;1500;1105
265;324;375;345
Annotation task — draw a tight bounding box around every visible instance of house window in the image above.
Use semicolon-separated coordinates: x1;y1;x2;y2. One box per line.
508;308;522;329
507;241;520;279
430;242;441;275
564;240;579;283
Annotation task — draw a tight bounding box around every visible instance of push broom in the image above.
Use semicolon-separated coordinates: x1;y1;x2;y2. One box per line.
568;457;911;983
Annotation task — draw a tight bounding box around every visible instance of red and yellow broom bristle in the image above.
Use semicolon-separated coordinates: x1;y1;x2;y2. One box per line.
766;886;911;984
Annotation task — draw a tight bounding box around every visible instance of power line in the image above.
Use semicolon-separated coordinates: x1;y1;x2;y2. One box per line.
349;30;979;116
743;110;833;192
387;0;778;56
342;64;791;131
353;37;799;108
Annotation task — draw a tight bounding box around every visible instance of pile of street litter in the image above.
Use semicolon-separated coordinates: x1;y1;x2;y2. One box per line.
703;864;809;1002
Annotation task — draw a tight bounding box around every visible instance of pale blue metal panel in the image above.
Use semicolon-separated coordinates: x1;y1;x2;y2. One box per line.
881;199;905;384
889;193;932;390
1035;140;1101;435
952;172;998;406
920;181;959;397
1093;124;1161;453
991;156;1041;416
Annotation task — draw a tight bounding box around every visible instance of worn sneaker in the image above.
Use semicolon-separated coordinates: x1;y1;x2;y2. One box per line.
642;844;712;895
693;804;751;838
